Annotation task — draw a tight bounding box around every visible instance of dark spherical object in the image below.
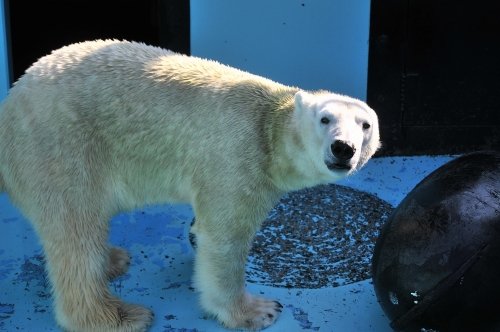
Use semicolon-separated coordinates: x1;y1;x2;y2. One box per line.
372;151;500;332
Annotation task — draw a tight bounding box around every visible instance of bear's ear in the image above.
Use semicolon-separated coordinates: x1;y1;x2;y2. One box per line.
294;90;313;112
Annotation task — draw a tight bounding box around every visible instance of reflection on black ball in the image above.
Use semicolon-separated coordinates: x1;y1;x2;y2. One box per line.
372;151;500;332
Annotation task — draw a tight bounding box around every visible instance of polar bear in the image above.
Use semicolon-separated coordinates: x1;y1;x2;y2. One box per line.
0;40;380;331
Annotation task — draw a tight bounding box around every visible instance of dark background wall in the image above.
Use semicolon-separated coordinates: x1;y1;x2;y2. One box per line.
367;0;500;155
6;0;189;83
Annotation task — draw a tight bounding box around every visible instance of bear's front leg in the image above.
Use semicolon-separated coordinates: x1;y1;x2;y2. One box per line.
192;209;283;330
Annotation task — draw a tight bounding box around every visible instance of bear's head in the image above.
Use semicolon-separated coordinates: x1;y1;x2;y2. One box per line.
293;90;380;183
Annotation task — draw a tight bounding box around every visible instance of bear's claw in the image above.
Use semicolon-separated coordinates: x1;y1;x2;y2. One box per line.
220;294;283;331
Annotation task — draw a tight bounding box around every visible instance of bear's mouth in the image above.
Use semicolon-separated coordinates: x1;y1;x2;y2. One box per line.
326;162;352;171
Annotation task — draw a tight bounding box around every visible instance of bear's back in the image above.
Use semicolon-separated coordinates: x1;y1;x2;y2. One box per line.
18;39;282;94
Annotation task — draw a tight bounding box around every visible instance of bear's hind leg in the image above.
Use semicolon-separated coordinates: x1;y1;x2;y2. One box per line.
39;209;153;332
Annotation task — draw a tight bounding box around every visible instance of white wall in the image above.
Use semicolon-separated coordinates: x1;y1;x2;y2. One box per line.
0;0;9;101
1;1;372;101
191;0;371;100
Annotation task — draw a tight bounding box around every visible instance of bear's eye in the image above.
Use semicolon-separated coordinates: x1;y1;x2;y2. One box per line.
320;117;330;125
362;122;371;130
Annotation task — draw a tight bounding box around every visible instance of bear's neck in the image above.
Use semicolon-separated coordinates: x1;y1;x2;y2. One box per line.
263;91;326;193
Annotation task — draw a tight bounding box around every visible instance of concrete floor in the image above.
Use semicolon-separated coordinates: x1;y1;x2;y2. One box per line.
0;155;454;331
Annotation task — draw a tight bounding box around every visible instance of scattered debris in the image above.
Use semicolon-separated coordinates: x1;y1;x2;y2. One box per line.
248;184;393;288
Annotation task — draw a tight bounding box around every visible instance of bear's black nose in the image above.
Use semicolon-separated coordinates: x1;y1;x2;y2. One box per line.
331;140;356;161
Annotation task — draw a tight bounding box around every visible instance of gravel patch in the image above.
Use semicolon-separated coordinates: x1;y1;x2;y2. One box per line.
247;184;393;288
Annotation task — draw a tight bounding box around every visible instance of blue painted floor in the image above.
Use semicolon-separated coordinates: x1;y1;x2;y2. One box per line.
0;155;454;331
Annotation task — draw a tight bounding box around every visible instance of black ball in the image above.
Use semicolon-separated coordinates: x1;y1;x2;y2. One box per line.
372;151;500;332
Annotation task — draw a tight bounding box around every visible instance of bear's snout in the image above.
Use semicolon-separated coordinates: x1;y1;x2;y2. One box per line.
331;140;356;162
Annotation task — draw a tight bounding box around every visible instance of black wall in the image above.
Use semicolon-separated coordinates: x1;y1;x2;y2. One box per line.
6;0;189;84
368;0;500;155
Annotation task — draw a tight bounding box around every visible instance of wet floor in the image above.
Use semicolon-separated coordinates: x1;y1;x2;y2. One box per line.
0;155;454;331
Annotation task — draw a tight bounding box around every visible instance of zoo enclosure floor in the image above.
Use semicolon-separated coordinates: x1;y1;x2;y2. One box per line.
0;155;454;331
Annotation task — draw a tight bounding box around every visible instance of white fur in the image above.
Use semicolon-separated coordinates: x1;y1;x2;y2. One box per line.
0;40;380;331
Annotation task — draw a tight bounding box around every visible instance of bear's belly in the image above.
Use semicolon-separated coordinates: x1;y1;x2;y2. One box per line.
109;168;193;212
